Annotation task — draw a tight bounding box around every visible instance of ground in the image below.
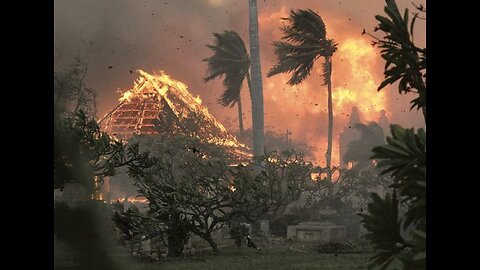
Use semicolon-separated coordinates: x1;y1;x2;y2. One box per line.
126;245;371;270
55;231;374;269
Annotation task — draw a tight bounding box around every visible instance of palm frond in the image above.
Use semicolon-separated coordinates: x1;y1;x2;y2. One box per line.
218;71;245;107
281;25;319;44
268;9;337;85
288;9;327;40
204;30;250;107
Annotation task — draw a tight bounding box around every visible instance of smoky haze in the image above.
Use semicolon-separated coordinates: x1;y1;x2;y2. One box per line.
54;0;426;166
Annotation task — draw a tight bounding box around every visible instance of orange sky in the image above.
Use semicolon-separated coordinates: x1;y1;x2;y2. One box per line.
54;0;426;166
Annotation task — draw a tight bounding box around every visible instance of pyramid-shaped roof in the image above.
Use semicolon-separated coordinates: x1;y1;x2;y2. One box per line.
100;70;251;159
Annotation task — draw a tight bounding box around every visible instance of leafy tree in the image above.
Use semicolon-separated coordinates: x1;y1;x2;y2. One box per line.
54;110;150;192
372;125;425;232
112;205;163;255
268;9;337;181
127;134;235;255
359;2;426;268
363;0;426;121
359;125;426;270
348;169;393;212
127;137;311;255
204;31;250;134
231;150;312;222
54;59;97;116
300;165;393;239
233;128;315;161
306;166;359;206
54;111;152;268
54;64;152;270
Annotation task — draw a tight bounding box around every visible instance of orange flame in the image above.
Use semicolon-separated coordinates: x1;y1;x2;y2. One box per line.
256;5;391;167
261;39;387;167
332;39;386;116
112;197;149;204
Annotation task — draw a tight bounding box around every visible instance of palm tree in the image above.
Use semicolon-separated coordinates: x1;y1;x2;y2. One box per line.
204;31;251;134
248;0;266;160
267;9;337;181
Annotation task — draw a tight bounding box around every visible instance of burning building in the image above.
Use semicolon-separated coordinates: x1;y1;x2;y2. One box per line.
99;70;251;158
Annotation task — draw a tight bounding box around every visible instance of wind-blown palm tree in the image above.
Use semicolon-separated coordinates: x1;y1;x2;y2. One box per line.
204;31;251;134
267;9;337;181
248;0;265;160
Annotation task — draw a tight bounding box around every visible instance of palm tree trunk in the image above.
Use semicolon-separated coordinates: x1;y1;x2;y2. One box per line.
325;57;333;182
237;95;244;134
248;0;265;161
245;72;254;142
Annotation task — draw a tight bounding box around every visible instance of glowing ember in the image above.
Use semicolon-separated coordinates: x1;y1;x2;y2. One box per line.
310;172;320;181
112;197;149;204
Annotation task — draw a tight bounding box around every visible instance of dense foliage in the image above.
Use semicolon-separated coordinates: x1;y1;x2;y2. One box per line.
204;31;250;108
359;1;426;269
359;125;425;270
126;136;311;255
365;0;426;118
267;9;336;84
54;59;97;116
54;110;149;192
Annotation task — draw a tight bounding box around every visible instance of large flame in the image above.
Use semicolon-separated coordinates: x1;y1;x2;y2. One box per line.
332;39;386;116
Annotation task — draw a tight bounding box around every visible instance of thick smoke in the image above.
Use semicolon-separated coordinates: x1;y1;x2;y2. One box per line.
54;0;425;165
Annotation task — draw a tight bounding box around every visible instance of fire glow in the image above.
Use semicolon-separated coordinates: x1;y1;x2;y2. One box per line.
260;38;387;166
112;197;149;204
332;39;386;115
257;9;388;166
